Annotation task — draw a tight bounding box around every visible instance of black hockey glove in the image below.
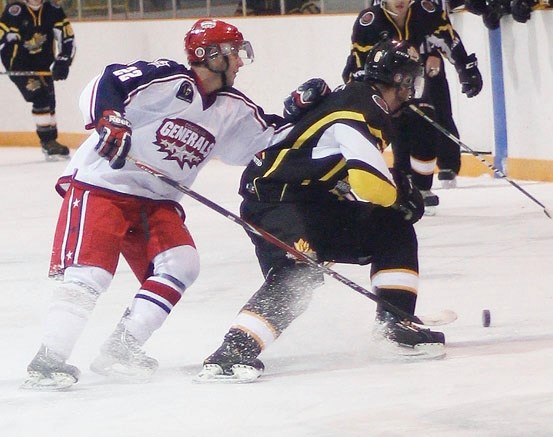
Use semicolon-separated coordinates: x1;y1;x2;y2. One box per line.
50;55;71;81
95;110;132;169
283;78;330;122
456;54;483;98
463;0;487;15
390;169;424;225
511;0;535;22
481;0;511;29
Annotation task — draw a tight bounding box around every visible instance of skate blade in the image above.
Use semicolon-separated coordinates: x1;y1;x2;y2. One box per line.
397;343;446;359
193;364;262;384
90;358;156;383
21;372;77;391
424;206;437;216
372;339;446;361
43;154;70;162
440;179;457;189
417;309;458;326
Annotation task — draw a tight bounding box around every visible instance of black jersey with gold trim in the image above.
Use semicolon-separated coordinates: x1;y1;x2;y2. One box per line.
0;0;75;71
343;0;471;81
239;81;399;207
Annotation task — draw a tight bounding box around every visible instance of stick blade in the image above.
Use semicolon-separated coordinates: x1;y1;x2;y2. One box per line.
417;309;458;326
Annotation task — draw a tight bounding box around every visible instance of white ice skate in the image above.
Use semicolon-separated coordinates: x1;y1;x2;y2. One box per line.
90;323;158;382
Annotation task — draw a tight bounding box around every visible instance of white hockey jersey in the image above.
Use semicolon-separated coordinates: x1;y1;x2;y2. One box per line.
57;59;292;201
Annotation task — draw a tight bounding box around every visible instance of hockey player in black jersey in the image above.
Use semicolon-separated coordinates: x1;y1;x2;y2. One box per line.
196;38;445;383
343;0;482;213
0;0;75;158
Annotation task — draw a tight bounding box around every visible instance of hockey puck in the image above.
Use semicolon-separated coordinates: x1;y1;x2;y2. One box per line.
482;309;491;327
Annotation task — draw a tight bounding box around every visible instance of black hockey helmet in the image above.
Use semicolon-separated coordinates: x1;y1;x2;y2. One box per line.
364;36;424;99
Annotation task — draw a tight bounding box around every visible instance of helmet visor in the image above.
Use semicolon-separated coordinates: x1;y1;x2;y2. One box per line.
206;41;255;64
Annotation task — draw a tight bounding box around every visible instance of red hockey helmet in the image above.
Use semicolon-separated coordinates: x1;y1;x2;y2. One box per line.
184;19;254;65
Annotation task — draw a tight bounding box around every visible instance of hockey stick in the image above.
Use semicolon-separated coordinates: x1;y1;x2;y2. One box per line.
409;104;552;219
128;156;455;326
1;70;52;77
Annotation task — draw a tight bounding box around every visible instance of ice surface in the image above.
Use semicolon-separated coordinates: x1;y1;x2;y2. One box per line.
1;147;553;436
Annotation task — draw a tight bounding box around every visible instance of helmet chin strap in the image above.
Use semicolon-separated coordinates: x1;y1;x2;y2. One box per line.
205;56;230;89
389;87;413;117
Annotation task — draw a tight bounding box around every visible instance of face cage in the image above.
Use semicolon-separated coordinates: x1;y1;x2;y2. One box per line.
204;40;254;65
395;66;425;100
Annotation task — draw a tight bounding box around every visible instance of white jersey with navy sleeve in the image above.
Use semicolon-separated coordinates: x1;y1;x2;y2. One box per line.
58;59;291;201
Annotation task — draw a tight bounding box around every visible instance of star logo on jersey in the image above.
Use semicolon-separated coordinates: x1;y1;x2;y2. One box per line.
25;78;41;92
154;118;215;169
293;238;316;259
23;33;47;55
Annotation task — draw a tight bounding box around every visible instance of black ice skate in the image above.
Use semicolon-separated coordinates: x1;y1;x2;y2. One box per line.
41;139;70;161
420;190;439;216
21;345;80;391
438;169;457;189
90;322;158;382
194;330;264;383
373;310;446;359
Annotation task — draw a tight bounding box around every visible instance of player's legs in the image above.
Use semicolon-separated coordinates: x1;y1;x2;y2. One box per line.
360;208;445;354
197;201;323;381
10;76;69;157
91;201;199;380
25;183;125;389
427;70;461;187
394;106;440;214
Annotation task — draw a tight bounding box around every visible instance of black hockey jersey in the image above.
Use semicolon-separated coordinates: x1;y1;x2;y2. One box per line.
0;0;75;71
240;81;399;207
343;0;471;81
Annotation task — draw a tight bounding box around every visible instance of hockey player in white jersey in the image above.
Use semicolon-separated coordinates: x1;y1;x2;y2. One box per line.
22;18;292;390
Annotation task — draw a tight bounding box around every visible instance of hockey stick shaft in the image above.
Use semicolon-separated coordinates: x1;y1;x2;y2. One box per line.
409;104;552;219
127;156;426;325
1;70;52;77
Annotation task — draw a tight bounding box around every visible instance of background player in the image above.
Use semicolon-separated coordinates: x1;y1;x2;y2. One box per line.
0;0;75;158
342;0;482;213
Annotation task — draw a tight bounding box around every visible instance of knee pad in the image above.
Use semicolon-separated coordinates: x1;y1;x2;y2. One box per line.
63;265;113;295
152;245;200;291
